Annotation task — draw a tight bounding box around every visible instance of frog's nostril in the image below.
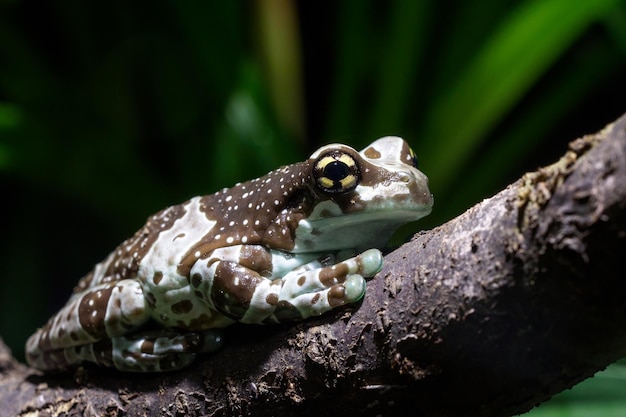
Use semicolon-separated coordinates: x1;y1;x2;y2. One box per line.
399;172;412;183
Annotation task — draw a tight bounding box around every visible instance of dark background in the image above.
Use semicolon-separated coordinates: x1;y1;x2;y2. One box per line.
1;1;625;414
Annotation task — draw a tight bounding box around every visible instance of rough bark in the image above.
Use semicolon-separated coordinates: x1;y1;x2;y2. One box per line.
2;114;626;417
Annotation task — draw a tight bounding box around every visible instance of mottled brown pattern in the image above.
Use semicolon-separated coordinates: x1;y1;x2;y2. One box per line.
71;205;187;296
177;161;316;277
363;146;381;159
111;205;185;279
99;205;189;289
32;320;55;352
211;262;263;319
265;293;278;306
152;271;163;285
78;286;114;338
183;313;214;330
272;300;302;321
238;246;273;277
140;340;154;353
327;285;347;307
72;271;94;294
311;293;321;304
171;300;193;315
190;273;202;288
318;263;349;286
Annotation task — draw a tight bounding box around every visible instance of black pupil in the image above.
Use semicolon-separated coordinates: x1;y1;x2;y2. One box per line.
324;160;349;180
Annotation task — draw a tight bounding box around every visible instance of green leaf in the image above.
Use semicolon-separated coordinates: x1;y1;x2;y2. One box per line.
421;0;621;191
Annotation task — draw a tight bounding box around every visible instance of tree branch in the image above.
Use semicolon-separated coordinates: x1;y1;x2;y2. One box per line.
2;114;626;417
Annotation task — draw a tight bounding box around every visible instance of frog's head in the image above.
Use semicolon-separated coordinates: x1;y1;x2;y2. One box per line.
293;136;433;253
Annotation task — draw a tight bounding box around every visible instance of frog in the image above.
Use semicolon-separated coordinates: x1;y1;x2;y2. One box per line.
25;136;433;372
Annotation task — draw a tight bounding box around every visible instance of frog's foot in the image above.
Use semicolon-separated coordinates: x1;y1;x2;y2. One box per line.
264;248;383;322
197;249;382;324
68;329;223;372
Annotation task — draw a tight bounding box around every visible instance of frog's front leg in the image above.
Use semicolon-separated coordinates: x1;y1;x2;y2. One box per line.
191;248;383;323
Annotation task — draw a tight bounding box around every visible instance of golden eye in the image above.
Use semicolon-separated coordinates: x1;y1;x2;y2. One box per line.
313;150;360;194
407;147;419;168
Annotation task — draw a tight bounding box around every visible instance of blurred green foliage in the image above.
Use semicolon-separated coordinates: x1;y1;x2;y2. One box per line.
0;0;625;414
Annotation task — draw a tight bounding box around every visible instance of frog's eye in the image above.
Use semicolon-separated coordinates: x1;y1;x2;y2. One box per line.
407;147;419;168
313;150;361;194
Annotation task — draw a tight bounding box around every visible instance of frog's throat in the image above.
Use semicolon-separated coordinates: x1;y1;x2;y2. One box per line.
292;207;432;253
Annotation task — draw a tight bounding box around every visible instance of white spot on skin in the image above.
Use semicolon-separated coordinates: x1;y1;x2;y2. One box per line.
243;219;249;225
226;237;234;244
242;236;248;243
215;234;221;240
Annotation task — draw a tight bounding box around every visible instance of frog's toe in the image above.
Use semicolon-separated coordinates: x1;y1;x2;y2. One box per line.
343;274;366;302
274;278;366;321
126;351;198;372
358;249;384;277
280;250;381;299
74;329;226;372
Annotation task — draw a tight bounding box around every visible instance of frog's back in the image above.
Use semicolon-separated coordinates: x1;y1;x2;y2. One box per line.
70;202;191;295
71;160;313;295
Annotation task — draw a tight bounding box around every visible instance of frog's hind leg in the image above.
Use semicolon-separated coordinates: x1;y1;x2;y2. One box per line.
25;279;151;371
56;329;224;372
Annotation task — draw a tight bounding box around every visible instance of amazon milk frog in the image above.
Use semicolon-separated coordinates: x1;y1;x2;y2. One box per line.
25;136;433;372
